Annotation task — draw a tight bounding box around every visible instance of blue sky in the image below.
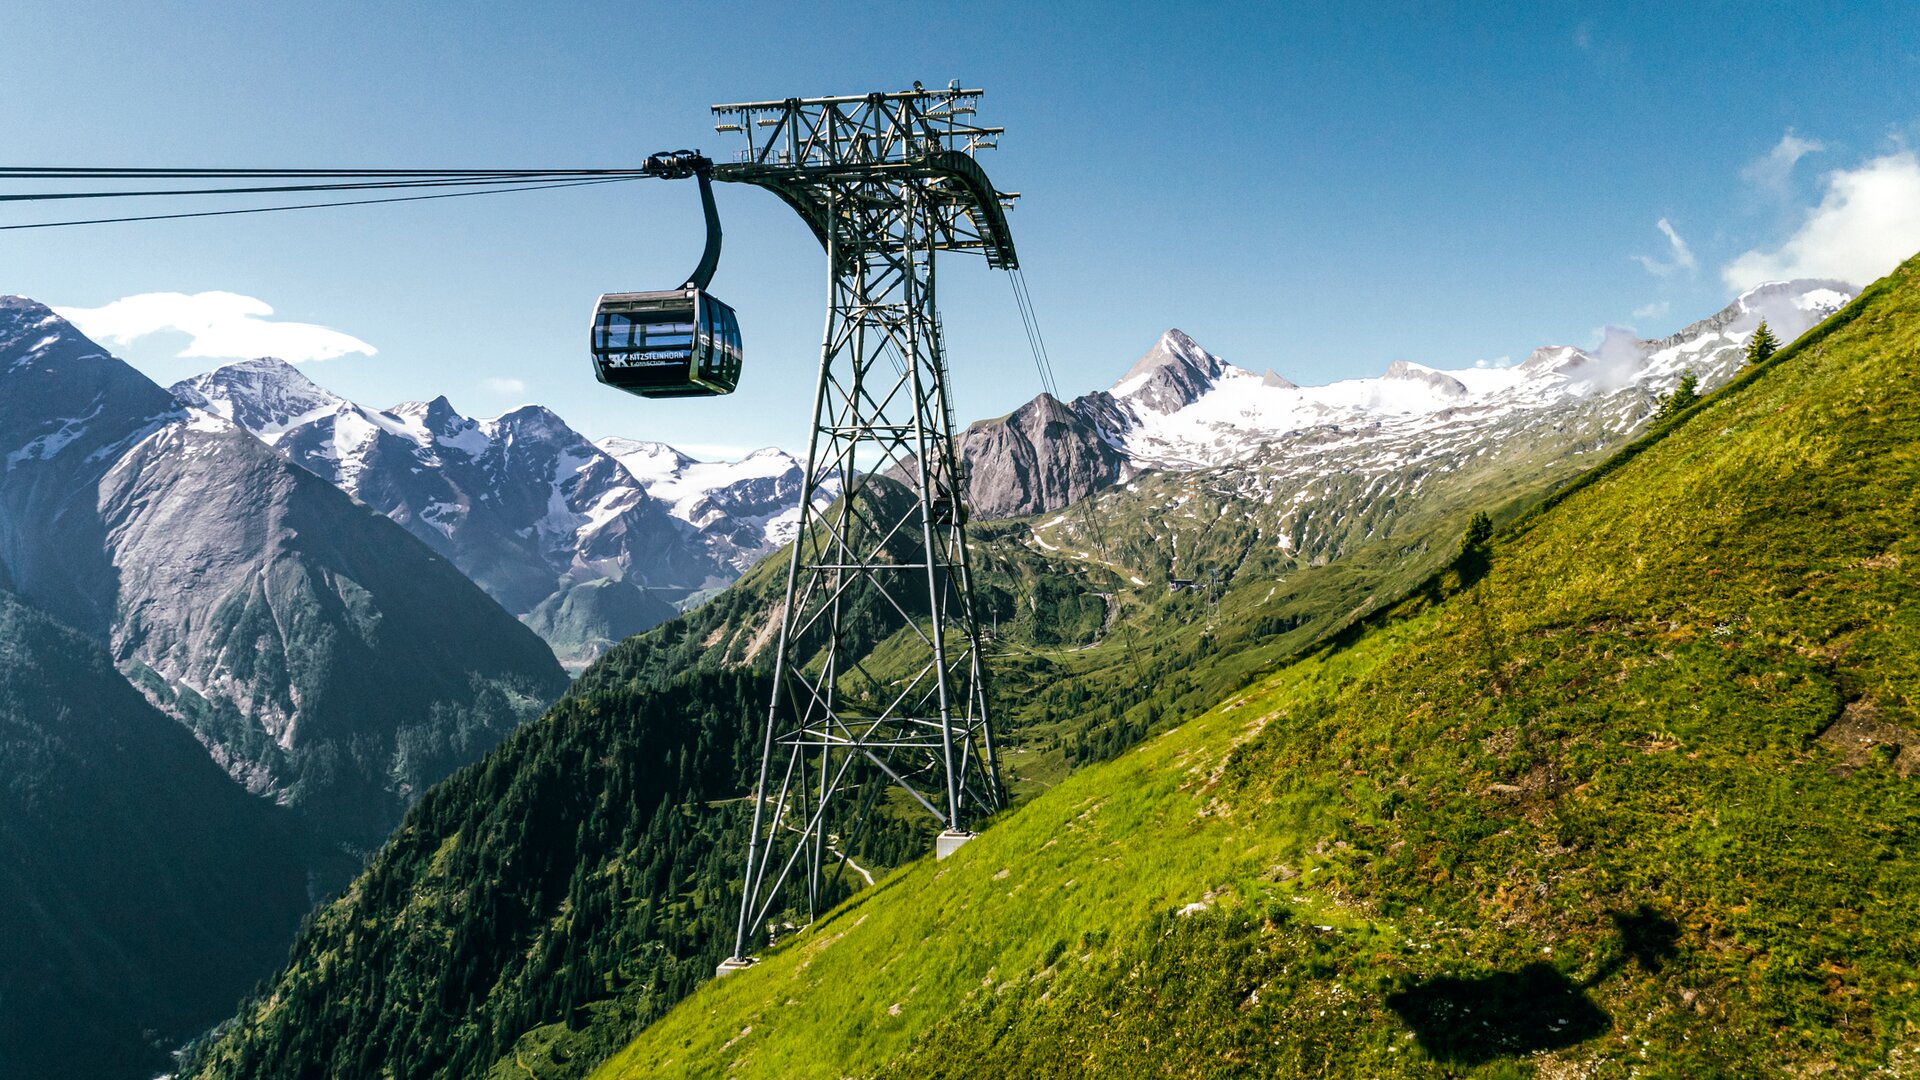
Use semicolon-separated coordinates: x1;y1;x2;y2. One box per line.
5;0;1919;457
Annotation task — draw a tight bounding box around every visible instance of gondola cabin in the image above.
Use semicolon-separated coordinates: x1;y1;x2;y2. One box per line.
591;288;742;398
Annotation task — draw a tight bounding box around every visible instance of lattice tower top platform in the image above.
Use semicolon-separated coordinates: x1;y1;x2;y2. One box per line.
708;85;1019;269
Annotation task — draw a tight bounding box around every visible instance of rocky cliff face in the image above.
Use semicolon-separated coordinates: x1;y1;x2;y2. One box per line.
956;393;1127;520
1;298;568;846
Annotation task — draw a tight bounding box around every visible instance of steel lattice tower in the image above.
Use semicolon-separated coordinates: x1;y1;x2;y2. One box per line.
710;86;1018;964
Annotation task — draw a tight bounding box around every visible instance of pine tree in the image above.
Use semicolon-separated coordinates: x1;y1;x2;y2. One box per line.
1455;510;1494;584
1745;320;1780;366
1654;368;1700;422
1457;511;1493;558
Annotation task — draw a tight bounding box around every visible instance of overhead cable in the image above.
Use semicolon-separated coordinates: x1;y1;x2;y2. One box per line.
0;176;642;232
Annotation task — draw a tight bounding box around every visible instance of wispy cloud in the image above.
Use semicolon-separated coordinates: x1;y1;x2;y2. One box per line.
1633;218;1697;278
482;376;527;395
1742;129;1824;195
1722;150;1920;290
678;442;761;461
53;291;374;363
1632;300;1670;321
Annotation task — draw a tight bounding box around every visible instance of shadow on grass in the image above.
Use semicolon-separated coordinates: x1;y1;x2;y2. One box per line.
1610;904;1679;974
1385;963;1610;1065
1386;904;1680;1065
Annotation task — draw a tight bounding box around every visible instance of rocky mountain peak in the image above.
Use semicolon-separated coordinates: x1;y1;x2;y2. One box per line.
740;446;798;466
1733;278;1855;315
0;293;60;329
393;395;487;452
1518;345;1592;374
1118;328;1223;384
170;357;342;441
4;306;184;487
1381;360;1468;396
419;393;465;429
1111;328;1231;414
597;437;698;482
490;403;576;444
1647;278;1856;354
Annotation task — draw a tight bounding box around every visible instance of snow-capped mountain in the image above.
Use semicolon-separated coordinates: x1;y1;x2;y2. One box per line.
0;297;568;846
960;279;1856;522
598;437;842;571
972;279;1858;618
174;361;727;664
172;361;849;662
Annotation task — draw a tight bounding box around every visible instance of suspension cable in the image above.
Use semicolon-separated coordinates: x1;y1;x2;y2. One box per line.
0;166;650;179
1001;268;1145;678
0;175;641;232
0;164;671;231
0;172;648;204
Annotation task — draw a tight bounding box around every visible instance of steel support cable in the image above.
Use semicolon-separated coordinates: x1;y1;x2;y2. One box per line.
1003;268;1145;681
0;166;649;178
0;172;650;204
0;175;642;232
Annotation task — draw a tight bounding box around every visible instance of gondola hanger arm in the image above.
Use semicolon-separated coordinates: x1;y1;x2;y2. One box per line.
640;149;721;292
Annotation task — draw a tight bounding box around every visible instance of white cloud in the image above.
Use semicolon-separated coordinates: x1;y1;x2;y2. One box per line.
1634;218;1697;278
53;291;375;363
1742;130;1824;195
678;442;759;461
482;376;527;395
1722;151;1920;290
1632;300;1670;321
1472;356;1512;369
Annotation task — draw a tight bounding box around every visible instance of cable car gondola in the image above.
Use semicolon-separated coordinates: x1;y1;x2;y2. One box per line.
591;151;741;398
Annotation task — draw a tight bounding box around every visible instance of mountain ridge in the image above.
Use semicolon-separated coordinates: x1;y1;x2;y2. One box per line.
1;298;568;845
176;362;841;663
958;279;1855;520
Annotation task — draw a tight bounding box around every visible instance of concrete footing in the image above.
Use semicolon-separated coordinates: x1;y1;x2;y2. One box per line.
935;830;976;860
715;956;757;978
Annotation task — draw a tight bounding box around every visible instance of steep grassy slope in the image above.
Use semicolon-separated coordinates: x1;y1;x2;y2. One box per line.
596;257;1920;1076
0;590;347;1080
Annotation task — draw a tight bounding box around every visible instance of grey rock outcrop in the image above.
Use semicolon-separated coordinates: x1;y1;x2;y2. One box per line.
1381;360;1468;397
956;393;1127;520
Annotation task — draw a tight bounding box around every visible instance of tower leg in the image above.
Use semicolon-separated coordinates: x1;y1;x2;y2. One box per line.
731;185;1001;956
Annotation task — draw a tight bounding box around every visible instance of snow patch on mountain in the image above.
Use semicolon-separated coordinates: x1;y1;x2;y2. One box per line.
1090;281;1853;475
597;438;840;567
963;280;1857;524
170;362;733;663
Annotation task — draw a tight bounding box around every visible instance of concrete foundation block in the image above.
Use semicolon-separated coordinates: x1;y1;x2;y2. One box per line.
935;830;976;860
715;956;757;978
